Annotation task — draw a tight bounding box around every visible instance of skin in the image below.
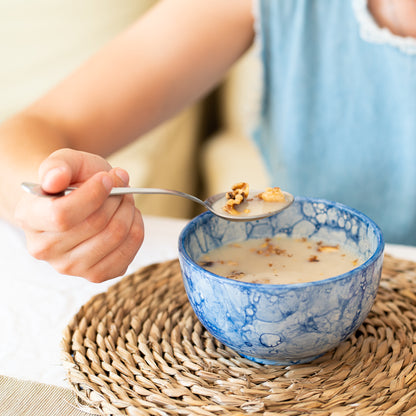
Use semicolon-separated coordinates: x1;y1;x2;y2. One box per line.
0;0;414;282
368;0;416;38
0;0;254;282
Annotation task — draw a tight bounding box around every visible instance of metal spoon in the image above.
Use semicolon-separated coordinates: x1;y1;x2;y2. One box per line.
21;182;294;222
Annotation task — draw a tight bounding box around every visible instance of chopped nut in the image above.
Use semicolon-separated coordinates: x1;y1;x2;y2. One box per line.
317;245;339;253
309;255;320;262
256;242;287;256
226;182;249;203
227;271;245;280
227;183;248;200
199;261;215;268
223;182;250;214
257;187;286;203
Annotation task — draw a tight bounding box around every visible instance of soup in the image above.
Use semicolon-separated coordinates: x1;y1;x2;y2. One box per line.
198;236;362;284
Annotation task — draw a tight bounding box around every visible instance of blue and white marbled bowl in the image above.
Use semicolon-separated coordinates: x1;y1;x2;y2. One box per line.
178;197;384;365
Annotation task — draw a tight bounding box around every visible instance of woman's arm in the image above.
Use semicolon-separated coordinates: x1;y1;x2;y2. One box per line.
0;0;254;221
33;0;254;156
0;0;254;281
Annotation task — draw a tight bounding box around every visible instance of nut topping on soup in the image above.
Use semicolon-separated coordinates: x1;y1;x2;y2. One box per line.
216;182;291;217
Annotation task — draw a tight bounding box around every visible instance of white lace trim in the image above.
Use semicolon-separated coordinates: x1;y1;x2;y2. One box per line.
245;0;416;140
352;0;416;55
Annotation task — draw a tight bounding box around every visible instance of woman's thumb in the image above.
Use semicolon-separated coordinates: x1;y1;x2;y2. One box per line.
39;162;71;194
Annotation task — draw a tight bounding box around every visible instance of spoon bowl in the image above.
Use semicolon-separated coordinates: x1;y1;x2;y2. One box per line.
21;182;294;222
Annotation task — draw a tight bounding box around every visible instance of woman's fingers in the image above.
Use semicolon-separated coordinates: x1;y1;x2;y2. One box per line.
86;208;144;282
49;203;144;282
20;162;144;282
24;187;122;260
16;148;144;282
15;171;114;232
38;148;112;193
27;169;132;257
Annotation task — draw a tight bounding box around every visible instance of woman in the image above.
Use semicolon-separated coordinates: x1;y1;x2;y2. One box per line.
1;0;414;281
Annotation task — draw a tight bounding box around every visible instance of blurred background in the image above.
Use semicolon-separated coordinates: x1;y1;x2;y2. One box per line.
1;0;270;218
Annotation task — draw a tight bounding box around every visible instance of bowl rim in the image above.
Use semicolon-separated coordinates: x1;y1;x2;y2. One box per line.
178;196;385;289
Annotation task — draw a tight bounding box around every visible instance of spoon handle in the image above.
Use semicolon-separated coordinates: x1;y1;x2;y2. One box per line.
21;182;207;208
109;187;206;207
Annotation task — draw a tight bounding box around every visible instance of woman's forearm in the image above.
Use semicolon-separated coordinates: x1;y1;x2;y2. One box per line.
0;0;254;223
23;0;254;155
0;113;70;223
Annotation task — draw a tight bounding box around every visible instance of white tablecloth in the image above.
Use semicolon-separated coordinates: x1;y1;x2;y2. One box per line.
0;215;415;388
0;215;188;388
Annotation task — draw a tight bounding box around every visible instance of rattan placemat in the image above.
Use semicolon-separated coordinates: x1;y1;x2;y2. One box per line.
62;255;416;416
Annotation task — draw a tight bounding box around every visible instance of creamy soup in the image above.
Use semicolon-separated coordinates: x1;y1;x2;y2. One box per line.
198;236;363;284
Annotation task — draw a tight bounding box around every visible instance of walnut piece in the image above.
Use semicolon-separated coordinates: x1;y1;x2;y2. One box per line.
317;245;339;253
257;187;286;203
223;182;250;214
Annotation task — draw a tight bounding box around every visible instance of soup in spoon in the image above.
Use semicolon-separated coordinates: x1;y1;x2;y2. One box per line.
211;182;293;218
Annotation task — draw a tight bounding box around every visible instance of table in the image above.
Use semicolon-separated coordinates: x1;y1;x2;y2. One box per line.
0;215;188;389
1;215;415;389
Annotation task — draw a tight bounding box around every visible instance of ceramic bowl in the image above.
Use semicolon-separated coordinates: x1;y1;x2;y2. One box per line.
178;197;384;365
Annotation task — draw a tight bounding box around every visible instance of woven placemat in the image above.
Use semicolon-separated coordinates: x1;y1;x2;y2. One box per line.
62;255;416;416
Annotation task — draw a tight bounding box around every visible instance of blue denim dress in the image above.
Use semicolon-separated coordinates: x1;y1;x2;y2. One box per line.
253;0;416;244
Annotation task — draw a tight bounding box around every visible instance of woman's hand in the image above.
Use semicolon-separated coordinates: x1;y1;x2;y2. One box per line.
3;0;254;281
15;148;144;282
